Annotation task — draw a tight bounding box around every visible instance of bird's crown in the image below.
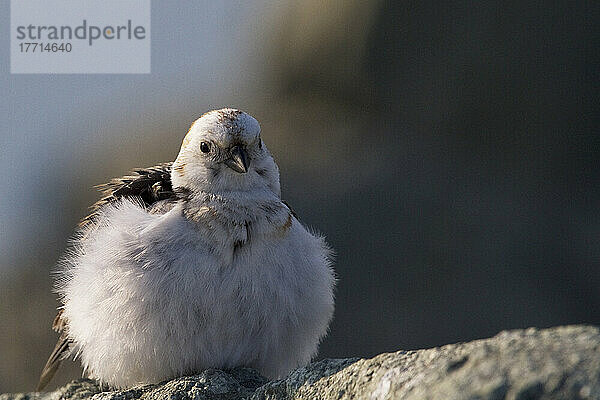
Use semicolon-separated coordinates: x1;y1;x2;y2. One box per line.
182;108;261;150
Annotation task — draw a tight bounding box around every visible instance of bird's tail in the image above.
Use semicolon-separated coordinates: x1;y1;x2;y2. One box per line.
36;333;72;391
37;311;73;392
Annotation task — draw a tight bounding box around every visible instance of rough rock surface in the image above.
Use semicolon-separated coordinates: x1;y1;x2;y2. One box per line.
2;325;599;400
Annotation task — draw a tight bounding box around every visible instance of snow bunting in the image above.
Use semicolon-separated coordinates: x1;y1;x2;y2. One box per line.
37;108;335;390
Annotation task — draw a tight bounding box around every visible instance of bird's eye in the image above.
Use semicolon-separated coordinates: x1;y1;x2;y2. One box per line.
200;142;210;153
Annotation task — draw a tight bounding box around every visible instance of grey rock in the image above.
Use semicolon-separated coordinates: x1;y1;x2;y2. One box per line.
3;326;600;400
255;325;600;399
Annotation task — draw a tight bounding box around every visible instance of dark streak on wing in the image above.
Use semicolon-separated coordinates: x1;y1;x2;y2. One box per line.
79;162;175;228
37;310;73;392
52;309;67;332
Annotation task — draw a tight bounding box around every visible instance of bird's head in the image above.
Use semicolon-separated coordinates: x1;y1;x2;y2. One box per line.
171;108;281;196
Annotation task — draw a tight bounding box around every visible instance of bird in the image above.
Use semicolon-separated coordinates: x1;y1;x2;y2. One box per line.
37;108;335;390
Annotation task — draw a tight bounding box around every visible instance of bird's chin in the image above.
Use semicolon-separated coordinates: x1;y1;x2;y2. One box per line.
206;172;256;193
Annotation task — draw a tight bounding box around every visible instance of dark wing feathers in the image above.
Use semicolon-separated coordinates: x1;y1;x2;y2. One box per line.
79;162;174;228
38;163;175;391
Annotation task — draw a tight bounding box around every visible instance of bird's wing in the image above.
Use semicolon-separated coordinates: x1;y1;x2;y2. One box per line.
39;163;175;391
79;162;175;228
37;310;72;391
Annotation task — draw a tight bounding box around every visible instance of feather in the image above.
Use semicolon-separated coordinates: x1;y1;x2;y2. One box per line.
79;162;175;228
37;311;72;391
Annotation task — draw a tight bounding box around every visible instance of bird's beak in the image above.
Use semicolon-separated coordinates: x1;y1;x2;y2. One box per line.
225;146;249;173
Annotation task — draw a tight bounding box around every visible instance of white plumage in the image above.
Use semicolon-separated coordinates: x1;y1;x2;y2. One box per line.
42;108;335;389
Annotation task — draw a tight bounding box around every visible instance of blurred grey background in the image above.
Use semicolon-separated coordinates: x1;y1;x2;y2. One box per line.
1;0;598;393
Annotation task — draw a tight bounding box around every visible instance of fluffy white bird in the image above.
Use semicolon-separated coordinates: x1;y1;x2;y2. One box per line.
37;108;335;390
